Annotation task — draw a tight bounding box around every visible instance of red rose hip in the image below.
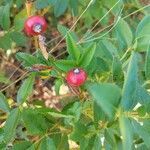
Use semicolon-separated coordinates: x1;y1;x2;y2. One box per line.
66;68;87;87
24;15;47;36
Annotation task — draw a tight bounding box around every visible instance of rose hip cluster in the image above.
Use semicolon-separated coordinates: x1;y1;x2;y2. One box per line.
24;16;87;87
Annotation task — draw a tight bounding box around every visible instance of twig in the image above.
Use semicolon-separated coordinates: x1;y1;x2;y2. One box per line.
0;71;28;92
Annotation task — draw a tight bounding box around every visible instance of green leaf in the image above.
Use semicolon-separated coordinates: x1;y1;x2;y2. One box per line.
121;52;138;110
96;40;118;62
10;32;28;47
14;8;27;31
16;52;39;67
135;36;150;52
26;145;35;150
143;119;150;134
136;15;150;38
35;0;49;9
54;0;68;17
47;111;74;118
0;92;10;113
0;4;10;30
87;83;121;119
22;109;49;135
70;0;78;16
0;7;4;23
136;144;149;150
136;15;150;51
93;101;106;122
15;0;25;9
132;119;150;149
57;135;69;150
79;43;96;67
112;56;123;82
57;24;68;36
0;134;4;147
92;134;102;150
137;106;146;117
4;108;20;143
119;114;133;150
47;0;56;5
103;0;123;15
63;101;81;122
13;141;34;150
35;0;56;9
17;74;35;105
57;24;78;41
80;138;91;150
39;137;56;150
137;84;150;105
55;59;75;72
87;57;109;75
115;18;133;50
0;142;6;150
79;135;97;150
36;51;52;66
0;33;12;50
66;34;80;61
70;122;88;142
145;44;150;80
37;108;75;118
105;128;117;149
55;79;63;95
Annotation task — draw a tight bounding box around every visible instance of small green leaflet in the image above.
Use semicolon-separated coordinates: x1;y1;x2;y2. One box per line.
119;114;133;150
22;108;49;135
66;34;80;62
121;52;138;110
4;108;20;143
132;119;150;149
87;83;121;120
0;4;10;30
145;43;150;80
135;15;150;51
79;43;96;67
115;18;133;50
16;52;39;67
54;0;68;17
39;137;56;150
54;59;75;72
0;92;10;113
17;74;35;105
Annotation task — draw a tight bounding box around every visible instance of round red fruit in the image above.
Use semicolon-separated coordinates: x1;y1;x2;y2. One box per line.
24;15;47;36
66;68;87;87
